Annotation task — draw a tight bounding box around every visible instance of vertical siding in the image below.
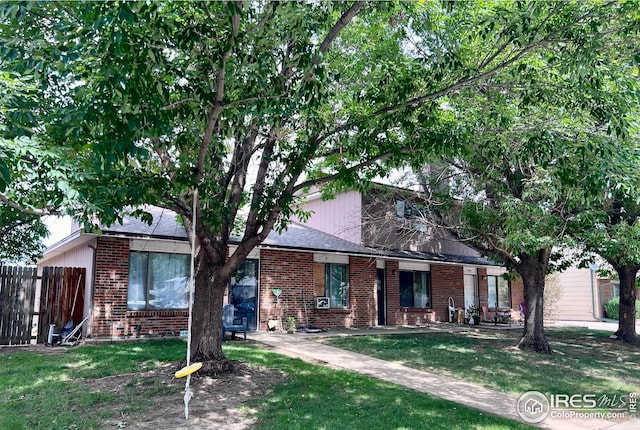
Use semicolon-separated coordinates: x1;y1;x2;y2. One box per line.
298;190;362;244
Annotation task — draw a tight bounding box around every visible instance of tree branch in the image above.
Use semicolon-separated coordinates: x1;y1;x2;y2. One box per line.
0;194;60;216
318;1;366;56
197;2;241;182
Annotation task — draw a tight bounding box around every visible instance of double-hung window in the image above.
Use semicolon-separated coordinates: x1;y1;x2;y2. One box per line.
399;270;431;308
487;275;511;309
326;263;349;308
128;251;190;310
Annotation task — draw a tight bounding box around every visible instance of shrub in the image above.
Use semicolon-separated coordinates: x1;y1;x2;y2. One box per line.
604;297;640;320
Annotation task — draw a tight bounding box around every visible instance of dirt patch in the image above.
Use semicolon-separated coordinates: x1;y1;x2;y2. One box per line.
79;361;285;430
0;344;67;355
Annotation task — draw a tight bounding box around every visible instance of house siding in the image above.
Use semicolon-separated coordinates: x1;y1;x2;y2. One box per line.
553;266;598;321
258;249;378;330
361;189;480;257
297;190;363;244
93;237;188;338
37;237;97;336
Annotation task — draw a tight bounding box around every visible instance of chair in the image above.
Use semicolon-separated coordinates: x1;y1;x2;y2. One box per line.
448;297;456;323
48;317;88;346
222;304;247;341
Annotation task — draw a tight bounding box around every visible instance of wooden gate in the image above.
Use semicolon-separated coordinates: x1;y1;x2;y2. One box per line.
0;265;38;345
37;267;86;344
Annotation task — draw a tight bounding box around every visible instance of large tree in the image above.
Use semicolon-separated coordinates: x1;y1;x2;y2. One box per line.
572;136;640;343
2;1;637;369
408;20;639;353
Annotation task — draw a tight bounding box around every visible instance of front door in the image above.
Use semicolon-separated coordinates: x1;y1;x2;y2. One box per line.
229;259;259;331
377;268;386;326
464;274;478;313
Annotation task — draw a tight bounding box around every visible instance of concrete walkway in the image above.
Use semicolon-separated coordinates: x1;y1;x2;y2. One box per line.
248;325;637;430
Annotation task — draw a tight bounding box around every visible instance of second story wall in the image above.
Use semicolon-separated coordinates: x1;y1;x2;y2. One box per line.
296;190;363;245
362;189;481;257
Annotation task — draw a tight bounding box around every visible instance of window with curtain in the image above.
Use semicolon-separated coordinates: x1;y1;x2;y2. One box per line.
128;251;190;310
399;270;431;308
326;263;349;308
487;275;511;309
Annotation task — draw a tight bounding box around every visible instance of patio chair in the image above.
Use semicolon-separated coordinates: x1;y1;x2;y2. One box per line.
222;304;247;341
48;317;88;346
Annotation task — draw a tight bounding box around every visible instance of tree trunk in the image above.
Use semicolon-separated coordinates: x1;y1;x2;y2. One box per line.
613;264;638;343
517;250;552;354
189;257;234;375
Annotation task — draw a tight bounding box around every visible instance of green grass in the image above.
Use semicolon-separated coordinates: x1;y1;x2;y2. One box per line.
0;339;532;430
324;328;640;401
0;340;186;430
224;344;532;430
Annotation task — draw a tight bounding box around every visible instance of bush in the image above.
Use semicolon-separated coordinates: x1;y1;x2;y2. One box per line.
604;297;640;320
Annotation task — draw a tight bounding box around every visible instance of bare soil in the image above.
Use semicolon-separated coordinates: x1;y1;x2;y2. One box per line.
0;344;284;430
82;362;284;430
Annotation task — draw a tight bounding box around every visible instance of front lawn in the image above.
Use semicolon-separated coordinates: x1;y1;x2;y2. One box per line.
0;339;532;430
324;327;640;401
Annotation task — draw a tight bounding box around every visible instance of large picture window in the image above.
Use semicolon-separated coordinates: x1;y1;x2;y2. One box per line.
487;275;511;309
128;251;190;310
326;263;349;308
399;270;431;308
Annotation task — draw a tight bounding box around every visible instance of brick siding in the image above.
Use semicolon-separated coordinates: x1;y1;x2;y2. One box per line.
92;237;188;338
91;237;520;336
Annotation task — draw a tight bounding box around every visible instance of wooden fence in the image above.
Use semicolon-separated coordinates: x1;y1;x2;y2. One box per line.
0;265;86;345
37;267;85;344
0;265;38;345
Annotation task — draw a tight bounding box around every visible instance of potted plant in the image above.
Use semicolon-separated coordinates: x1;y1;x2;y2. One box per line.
284;316;296;333
467;304;481;325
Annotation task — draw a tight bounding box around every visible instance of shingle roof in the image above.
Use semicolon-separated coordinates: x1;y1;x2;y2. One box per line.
382;249;498;266
101;206;188;240
100;206;375;256
100;206;497;266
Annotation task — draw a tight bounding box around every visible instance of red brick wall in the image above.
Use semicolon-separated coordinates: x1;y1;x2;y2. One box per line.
259;249;314;330
91;235;517;334
385;261;404;324
92;237;188;338
510;277;524;320
431;264;464;322
258;250;378;330
348;256;378;327
387;264;435;325
93;237;130;337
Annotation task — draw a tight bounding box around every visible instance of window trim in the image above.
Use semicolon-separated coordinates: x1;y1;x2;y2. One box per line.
325;262;350;309
487;275;511;309
128;251;190;310
399;269;432;309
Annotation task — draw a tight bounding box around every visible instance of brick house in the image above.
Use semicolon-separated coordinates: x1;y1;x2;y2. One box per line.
39;195;522;340
296;185;524;325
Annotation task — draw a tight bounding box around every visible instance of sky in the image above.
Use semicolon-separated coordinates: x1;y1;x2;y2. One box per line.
43;215;73;247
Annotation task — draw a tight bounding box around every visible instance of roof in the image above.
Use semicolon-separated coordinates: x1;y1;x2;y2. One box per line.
382;249;497;267
47;206;497;267
100;206;375;257
101;206;188;240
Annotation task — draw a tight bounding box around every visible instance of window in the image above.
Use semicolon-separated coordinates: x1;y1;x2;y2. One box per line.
396;200;429;232
326;263;349;308
487;275;511;309
128;251;190;310
399;270;431;308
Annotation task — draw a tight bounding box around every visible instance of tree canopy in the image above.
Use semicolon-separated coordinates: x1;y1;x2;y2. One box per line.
2;0;640;366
